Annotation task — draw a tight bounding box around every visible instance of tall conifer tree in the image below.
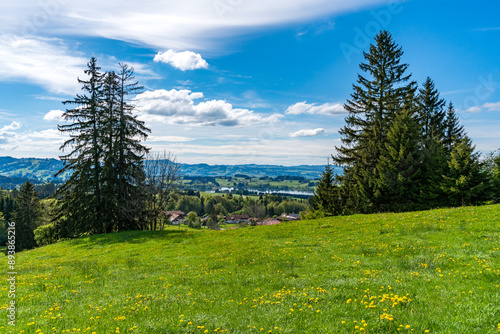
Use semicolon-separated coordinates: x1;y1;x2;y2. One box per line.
417;77;446;141
443;102;464;153
56;58;105;235
334;30;417;213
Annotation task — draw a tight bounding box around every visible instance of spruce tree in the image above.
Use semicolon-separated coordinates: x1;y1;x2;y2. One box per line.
114;63;150;231
443;102;464;153
375;110;423;212
56;57;106;235
416;77;446;141
334;30;417;213
13;181;41;251
416;78;448;208
442;137;490;206
310;163;340;215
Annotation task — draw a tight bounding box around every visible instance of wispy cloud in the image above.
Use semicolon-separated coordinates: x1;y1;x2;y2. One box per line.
0;0;391;53
0;35;87;94
463;101;500;113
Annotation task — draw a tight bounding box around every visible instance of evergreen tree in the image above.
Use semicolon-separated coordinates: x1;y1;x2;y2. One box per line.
416;78;448;208
443;102;464;153
375;110;423;212
114;63;150;231
310;163;340;215
55;59;150;236
442;137;490;206
56;57;105;236
416;77;446;141
13;181;41;251
334;30;417;213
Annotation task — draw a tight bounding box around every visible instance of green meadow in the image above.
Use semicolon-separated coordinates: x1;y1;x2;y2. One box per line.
1;205;500;333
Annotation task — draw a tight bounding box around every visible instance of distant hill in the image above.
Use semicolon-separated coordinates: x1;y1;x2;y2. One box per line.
0;175;43;189
179;163;333;179
0;156;67;181
0;156;337;182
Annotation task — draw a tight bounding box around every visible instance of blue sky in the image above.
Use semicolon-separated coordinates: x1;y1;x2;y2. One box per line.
0;0;499;165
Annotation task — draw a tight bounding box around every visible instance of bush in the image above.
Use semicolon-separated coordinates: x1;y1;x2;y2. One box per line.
301;210;326;220
34;224;58;246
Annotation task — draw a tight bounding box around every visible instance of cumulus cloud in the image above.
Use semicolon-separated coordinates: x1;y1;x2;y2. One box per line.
154;50;208;71
1;121;22;132
286;101;346;115
289;128;326;137
135;89;283;127
43;110;65;121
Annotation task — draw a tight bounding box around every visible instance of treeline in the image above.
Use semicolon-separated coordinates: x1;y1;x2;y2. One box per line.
311;31;500;216
167;193;308;219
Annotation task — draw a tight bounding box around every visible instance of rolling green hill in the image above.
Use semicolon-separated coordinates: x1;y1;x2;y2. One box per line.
1;205;499;333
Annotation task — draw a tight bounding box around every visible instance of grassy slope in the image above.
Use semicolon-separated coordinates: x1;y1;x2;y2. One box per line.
1;205;500;333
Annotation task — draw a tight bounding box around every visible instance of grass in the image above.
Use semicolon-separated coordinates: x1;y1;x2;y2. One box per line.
1;205;500;333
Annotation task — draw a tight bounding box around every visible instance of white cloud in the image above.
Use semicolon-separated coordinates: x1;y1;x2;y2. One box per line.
0;0;391;53
154;50;208;71
289;128;326;137
43;110;65;121
286;101;346;115
135;89;283;127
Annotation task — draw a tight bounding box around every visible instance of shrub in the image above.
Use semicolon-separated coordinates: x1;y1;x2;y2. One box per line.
34;224;58;247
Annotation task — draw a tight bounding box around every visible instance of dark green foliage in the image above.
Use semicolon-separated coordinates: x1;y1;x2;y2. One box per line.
310;163;340;215
375;110;423;212
441;137;491;206
334;30;417;213
0;191;15;221
13;181;41;251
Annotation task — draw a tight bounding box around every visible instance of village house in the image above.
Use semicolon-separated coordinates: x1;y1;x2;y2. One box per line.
163;210;185;225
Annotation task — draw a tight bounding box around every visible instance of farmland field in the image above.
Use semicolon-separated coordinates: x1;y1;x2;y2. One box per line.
1;205;500;333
